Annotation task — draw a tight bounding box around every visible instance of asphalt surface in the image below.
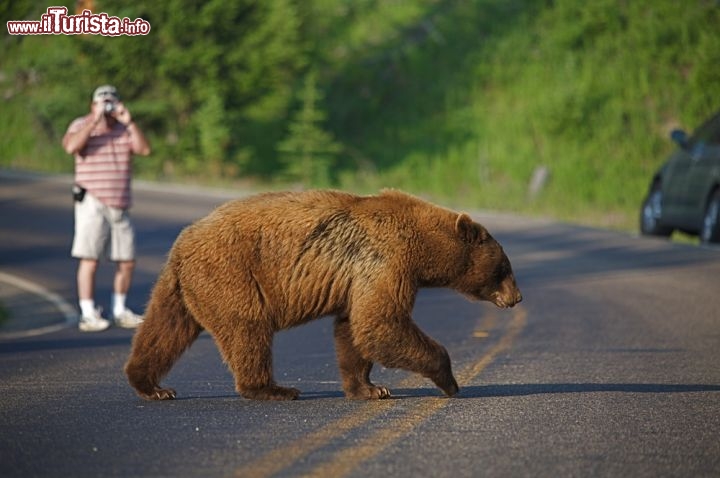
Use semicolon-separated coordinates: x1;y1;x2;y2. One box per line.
1;171;719;477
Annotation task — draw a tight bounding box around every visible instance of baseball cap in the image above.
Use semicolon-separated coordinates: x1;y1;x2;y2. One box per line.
92;85;120;103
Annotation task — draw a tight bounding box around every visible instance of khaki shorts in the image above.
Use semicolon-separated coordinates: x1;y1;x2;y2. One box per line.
71;192;135;261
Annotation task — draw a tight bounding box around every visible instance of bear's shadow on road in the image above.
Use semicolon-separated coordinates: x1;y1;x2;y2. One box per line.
169;382;720;402
455;383;720;398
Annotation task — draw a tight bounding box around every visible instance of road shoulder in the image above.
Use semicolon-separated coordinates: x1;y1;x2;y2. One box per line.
0;271;77;339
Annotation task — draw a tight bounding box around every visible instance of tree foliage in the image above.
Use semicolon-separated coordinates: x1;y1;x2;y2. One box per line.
278;69;342;186
2;0;720;228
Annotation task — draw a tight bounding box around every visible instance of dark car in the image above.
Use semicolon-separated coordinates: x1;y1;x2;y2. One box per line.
640;111;720;244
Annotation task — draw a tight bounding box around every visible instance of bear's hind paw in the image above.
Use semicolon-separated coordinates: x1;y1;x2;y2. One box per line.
143;387;176;400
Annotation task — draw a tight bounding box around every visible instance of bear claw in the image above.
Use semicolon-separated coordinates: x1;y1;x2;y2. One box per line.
345;384;392;400
145;387;176;400
374;386;392;399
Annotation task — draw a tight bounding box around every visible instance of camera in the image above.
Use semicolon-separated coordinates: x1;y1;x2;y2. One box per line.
103;101;116;114
72;184;86;202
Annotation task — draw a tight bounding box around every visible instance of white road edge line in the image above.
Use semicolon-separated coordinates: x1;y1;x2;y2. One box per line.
0;271;77;339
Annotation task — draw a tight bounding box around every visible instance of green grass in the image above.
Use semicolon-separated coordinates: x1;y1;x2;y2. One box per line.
330;0;720;231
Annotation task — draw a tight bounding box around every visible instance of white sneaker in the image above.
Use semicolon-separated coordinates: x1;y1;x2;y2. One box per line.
79;309;111;332
114;308;144;328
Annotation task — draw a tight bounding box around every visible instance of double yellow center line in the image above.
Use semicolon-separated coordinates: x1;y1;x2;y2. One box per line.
236;304;527;477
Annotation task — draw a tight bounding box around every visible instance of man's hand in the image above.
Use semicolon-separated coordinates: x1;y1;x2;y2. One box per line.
91;101;105;125
113;102;133;126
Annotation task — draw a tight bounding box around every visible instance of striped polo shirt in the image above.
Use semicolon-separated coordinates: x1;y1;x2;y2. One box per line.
68;115;134;209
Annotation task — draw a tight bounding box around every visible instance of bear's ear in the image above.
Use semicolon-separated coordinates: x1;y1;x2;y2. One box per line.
455;213;488;244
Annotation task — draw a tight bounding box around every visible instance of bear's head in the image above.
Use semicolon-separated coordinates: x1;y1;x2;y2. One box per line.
452;214;522;308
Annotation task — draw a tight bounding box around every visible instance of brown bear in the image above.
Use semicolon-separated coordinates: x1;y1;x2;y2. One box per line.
125;189;521;401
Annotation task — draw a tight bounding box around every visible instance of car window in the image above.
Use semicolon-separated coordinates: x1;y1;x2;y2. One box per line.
690;111;720;146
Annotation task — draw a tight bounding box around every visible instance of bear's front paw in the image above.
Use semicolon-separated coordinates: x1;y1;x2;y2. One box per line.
345;384;392;400
427;371;459;397
437;375;459;397
241;385;301;401
426;352;459;397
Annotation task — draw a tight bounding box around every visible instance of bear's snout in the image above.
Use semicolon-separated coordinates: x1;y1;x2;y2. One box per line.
493;276;522;308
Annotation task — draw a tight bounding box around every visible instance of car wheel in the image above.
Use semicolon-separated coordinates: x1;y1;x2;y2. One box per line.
640;184;673;237
700;189;720;244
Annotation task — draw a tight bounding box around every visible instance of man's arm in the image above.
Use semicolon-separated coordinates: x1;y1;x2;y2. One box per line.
115;102;151;156
63;113;100;155
125;121;151;156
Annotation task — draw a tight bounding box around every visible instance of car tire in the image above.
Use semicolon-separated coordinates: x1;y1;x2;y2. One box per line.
700;189;720;244
640;184;673;237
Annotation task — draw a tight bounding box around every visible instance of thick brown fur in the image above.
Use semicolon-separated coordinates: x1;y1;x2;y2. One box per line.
125;189;521;401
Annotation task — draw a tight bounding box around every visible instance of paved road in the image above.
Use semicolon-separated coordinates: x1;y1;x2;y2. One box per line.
1;172;719;477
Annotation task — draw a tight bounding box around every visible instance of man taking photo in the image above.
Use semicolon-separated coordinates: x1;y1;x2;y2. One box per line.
62;85;151;332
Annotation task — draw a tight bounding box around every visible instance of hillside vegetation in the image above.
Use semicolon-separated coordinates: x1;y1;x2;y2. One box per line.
2;0;719;229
